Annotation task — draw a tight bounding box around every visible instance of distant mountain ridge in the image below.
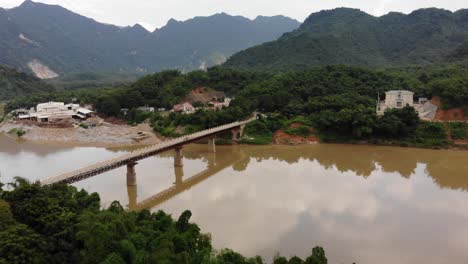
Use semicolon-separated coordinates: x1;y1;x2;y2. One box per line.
224;8;468;71
0;0;300;78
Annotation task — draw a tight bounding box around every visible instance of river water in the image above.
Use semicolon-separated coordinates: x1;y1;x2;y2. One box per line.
1;134;468;263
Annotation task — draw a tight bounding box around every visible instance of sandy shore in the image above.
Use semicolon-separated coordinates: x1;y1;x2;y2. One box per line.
0;121;162;148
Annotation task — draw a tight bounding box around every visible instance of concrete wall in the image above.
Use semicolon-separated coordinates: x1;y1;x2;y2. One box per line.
385;91;414;109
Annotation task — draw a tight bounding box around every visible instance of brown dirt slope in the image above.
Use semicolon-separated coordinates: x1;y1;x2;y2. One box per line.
182;87;225;104
431;96;467;121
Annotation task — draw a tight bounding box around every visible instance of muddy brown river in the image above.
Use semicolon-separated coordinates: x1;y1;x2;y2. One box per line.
1;135;468;263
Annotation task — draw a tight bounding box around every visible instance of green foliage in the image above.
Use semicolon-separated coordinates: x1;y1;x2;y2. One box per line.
1;2;299;75
0;200;16;231
0;65;55;101
410;122;449;147
305;247;327;264
126;109;151;125
0;224;48;264
0;179;329;264
241;116;290;145
448;122;468;140
225;8;468;71
284;125;313;137
375;107;420;138
8;128;26;138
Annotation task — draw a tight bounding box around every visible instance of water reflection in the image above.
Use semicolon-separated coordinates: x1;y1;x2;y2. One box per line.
119;144;467;264
128;144;468;213
128;147;246;211
2;134;468;264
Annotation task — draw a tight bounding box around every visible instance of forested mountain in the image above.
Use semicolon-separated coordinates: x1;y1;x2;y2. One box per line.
0;65;55;101
224;8;468;71
0;0;299;78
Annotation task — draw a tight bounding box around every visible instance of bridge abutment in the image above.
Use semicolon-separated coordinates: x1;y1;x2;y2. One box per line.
174;147;184;167
233;125;246;143
126;162;138;186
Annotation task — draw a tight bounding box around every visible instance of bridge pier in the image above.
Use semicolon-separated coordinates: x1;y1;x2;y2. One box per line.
127;184;137;210
207;152;216;168
174;166;184;186
208;137;216;153
231;127;241;143
174;147;183;167
126;162;138;186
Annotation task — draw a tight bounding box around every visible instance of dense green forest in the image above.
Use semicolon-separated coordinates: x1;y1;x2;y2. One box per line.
224;8;468;71
0;178;330;264
0;65;55;101
5;64;468;147
46;72;141;91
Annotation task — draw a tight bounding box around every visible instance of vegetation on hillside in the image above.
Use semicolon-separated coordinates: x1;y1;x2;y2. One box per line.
0;178;330;264
0;1;299;75
224;8;468;71
0;65;55;101
5;64;467;148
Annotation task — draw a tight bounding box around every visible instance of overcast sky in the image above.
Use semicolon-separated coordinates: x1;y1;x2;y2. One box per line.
0;0;466;31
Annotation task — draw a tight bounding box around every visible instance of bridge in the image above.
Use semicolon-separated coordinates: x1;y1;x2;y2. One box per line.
39;116;256;186
127;146;247;211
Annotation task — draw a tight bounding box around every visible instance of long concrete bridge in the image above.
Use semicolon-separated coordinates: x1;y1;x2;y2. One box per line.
39;116;256;186
128;146;247;211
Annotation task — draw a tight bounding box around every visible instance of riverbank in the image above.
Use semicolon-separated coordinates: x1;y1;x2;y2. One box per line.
0;120;162;148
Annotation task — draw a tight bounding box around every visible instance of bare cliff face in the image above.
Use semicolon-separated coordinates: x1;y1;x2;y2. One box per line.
27;59;59;79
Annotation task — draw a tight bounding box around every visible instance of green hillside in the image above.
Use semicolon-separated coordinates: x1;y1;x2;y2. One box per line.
0;65;55;101
224;8;468;71
0;1;299;76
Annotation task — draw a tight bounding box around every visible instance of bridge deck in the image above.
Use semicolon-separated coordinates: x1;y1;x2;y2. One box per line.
39;117;254;186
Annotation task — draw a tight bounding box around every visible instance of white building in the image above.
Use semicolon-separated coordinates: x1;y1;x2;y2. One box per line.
377;90;414;115
377;90;438;120
137;106;155;113
173;102;195;114
18;102;94;123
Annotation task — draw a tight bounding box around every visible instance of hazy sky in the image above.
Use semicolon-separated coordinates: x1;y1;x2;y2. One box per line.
0;0;466;31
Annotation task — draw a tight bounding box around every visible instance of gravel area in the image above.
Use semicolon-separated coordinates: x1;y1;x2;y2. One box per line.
0;121;162;147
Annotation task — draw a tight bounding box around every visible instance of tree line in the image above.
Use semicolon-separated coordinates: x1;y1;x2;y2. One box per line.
0;178;331;264
5;64;468;147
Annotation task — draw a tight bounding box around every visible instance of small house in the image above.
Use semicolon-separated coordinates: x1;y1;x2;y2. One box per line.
173;103;195;114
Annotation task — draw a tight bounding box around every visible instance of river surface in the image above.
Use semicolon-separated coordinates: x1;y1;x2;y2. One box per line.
1;134;468;264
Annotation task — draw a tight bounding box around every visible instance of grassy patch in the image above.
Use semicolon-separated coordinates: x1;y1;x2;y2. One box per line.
284;125;313;137
8;128;26;137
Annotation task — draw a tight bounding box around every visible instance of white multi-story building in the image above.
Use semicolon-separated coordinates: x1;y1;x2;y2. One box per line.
377;90;438;120
377;90;414;115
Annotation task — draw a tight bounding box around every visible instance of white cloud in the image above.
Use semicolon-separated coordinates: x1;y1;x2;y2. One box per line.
0;0;466;30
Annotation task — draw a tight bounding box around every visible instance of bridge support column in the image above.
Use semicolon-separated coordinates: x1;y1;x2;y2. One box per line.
207;152;216;168
240;124;246;137
174;166;184;186
127;184;137;211
127;162;138;186
174;147;183;167
208;137;216;153
231;127;241;143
